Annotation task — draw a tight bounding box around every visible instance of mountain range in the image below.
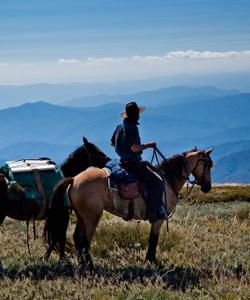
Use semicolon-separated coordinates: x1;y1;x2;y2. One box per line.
1;71;250;109
62;86;239;107
0;85;249;182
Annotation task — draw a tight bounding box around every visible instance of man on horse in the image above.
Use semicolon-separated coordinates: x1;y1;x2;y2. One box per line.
111;101;167;222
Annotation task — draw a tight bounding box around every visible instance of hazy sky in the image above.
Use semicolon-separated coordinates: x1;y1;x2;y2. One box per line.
0;0;250;84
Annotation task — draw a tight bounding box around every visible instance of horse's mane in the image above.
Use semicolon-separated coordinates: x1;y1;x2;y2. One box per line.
69;145;86;157
159;149;198;190
160;154;185;184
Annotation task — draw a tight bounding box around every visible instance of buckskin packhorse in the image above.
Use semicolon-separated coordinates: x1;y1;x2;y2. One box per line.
44;146;214;270
0;137;109;236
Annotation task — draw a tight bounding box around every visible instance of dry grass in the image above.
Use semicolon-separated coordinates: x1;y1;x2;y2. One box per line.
0;185;249;299
182;184;250;203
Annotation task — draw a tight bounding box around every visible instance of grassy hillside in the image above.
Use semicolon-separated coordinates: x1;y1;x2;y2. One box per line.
0;186;249;299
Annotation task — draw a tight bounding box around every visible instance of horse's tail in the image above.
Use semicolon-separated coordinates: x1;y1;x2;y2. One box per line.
44;177;74;249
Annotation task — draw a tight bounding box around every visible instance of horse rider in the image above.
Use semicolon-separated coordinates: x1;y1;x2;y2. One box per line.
111;101;167;222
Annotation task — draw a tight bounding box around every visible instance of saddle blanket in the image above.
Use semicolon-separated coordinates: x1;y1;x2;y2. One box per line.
103;165;147;220
110;186;147;220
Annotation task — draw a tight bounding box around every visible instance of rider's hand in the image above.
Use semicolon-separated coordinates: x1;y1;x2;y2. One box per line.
148;141;156;148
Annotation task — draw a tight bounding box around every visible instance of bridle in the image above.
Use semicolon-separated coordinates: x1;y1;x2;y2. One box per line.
189;153;212;184
152;147;213;199
151;147;213;229
182;153;212;197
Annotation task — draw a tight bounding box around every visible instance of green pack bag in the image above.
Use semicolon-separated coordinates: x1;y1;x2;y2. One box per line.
0;158;69;220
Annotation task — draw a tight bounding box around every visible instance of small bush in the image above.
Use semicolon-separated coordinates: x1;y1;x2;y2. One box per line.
182;185;250;203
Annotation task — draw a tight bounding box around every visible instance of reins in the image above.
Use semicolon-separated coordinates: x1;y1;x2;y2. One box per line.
182;157;201;199
150;146;201;221
150;147;175;229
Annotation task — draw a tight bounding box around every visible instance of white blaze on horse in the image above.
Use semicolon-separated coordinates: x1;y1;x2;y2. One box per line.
44;147;214;270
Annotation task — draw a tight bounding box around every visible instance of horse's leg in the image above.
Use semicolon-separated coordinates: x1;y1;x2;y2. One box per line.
74;213;101;273
0;214;5;225
73;220;84;262
145;220;164;263
74;220;93;272
43;241;56;262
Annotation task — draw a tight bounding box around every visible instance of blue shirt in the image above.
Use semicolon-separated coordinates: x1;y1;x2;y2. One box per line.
111;119;142;162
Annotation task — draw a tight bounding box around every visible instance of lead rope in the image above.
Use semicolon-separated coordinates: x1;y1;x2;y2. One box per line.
33;221;37;240
26;221;32;258
150;147;169;231
181;157;200;200
184;181;196;199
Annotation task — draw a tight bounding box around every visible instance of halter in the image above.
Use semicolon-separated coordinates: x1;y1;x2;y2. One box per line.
182;155;203;198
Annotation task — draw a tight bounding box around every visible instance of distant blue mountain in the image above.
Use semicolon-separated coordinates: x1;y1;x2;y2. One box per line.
0;159;6;165
213;140;250;160
1;72;249;108
0;89;250;182
0;141;76;164
63;86;239;107
213;150;250;183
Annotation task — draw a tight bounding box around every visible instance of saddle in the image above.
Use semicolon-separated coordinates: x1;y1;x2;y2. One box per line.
104;159;163;221
104;159;145;200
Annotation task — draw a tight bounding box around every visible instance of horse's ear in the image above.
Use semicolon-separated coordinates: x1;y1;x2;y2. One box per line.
204;146;214;154
83;137;89;145
194;145;198;151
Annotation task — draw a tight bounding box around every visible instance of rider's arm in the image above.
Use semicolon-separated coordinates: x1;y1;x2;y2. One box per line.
125;122;156;153
131;142;156;152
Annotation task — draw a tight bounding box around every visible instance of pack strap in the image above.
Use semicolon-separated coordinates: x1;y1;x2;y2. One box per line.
33;169;47;220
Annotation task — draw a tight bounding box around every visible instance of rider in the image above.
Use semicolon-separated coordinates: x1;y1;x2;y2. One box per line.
111;101;167;222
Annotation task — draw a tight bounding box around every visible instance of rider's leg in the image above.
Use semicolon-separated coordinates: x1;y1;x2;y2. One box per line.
129;162;165;222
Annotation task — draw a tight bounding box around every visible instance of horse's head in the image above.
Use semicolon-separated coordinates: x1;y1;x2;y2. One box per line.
82;137;110;168
61;137;110;177
185;147;214;193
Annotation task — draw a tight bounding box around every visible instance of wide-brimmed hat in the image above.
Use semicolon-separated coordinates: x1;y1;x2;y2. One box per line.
121;101;145;119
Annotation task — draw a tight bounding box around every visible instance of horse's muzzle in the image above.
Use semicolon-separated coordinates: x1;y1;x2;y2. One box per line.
201;183;211;193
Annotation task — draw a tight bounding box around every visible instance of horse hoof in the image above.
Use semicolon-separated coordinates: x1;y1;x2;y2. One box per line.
59;256;69;265
0;260;4;278
145;256;157;264
43;255;49;262
77;261;94;277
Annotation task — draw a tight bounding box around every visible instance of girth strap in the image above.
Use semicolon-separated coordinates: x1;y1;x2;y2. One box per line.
33;169;47;220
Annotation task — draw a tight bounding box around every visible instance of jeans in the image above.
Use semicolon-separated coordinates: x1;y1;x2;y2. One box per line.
126;161;166;221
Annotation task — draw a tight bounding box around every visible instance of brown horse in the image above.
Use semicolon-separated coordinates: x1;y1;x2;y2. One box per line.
44;147;214;269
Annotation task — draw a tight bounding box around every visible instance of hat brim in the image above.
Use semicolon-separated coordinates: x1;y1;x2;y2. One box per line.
120;106;146;119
